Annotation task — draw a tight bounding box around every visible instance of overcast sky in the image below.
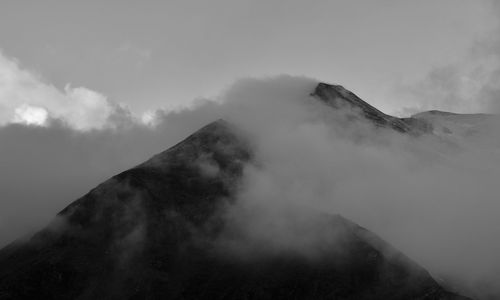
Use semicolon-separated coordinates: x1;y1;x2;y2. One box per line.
2;3;500;296
0;0;498;119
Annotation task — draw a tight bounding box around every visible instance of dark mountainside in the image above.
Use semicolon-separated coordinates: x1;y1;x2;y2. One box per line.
0;83;469;299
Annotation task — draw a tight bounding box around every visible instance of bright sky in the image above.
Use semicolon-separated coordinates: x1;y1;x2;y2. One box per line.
0;0;498;124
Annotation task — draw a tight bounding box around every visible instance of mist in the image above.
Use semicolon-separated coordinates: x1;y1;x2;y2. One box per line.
212;77;500;298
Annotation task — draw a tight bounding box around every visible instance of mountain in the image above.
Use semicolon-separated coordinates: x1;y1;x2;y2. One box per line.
0;83;470;299
312;83;433;134
412;110;497;136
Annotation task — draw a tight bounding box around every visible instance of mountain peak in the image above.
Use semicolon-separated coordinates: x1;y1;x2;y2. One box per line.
139;118;245;170
312;82;387;115
312;82;432;134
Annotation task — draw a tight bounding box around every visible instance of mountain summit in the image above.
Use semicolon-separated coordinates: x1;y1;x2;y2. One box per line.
313;83;432;134
0;83;469;299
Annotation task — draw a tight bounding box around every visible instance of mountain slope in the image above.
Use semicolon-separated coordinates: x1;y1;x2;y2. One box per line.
0;84;469;299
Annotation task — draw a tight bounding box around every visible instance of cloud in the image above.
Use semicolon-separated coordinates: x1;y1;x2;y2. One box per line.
392;1;500;116
0;50;127;130
395;58;500;115
12;104;49;125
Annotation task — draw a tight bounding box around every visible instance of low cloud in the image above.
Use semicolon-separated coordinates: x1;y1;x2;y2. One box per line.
0;50;126;130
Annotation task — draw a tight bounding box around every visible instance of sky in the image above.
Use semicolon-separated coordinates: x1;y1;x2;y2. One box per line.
0;0;498;121
1;2;500;298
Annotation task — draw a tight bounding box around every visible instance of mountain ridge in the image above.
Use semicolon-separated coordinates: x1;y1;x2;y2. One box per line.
312;82;433;134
